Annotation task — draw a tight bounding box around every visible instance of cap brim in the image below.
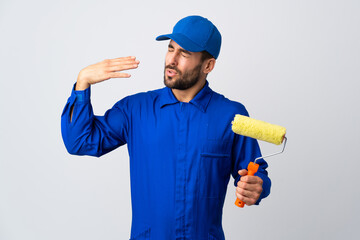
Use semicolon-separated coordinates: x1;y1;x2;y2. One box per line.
156;33;204;53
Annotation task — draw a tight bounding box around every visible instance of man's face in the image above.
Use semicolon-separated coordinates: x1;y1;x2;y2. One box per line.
164;40;205;90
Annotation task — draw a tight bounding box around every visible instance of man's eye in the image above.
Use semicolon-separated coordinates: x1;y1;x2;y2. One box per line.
181;52;189;57
168;48;174;52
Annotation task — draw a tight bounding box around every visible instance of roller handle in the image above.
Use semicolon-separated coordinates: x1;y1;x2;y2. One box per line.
235;162;260;208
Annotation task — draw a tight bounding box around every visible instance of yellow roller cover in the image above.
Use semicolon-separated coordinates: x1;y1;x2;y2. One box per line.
231;114;286;145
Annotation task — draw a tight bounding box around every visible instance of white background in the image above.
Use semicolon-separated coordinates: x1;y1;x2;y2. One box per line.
1;0;359;239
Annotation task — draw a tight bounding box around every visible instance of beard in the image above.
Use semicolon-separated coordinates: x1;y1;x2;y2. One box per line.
163;63;202;90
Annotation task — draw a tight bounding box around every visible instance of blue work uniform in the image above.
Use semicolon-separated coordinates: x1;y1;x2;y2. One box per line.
61;81;271;240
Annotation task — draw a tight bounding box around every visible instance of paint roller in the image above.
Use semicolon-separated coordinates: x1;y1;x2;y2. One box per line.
231;114;287;208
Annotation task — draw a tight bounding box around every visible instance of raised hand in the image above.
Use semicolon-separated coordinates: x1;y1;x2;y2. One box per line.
75;56;140;90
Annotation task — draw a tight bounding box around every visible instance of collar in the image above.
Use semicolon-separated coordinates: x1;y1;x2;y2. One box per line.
159;81;213;113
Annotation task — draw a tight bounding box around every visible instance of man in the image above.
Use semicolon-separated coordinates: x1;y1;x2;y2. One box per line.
61;15;271;240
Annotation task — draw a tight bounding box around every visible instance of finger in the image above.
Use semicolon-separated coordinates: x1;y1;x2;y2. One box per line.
235;192;257;206
238;169;248;176
111;59;140;66
236;186;259;200
101;58;139;68
106;58;139;67
241;175;263;185
111;56;137;62
108;72;132;78
108;63;139;72
237;181;263;193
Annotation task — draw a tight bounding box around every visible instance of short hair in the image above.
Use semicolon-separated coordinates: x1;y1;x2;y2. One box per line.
201;51;215;62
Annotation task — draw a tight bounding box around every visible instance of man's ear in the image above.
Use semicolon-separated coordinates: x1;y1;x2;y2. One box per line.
203;58;216;74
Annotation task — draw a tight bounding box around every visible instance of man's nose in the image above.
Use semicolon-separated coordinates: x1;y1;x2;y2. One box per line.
168;53;178;66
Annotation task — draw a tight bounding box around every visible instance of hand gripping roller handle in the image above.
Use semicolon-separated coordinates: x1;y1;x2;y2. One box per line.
231;114;287;208
235;162;260;207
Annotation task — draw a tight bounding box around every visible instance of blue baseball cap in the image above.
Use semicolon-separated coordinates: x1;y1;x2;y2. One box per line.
156;15;222;59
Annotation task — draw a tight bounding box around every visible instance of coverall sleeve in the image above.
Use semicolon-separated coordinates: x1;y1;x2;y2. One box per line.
231;108;271;205
61;84;129;157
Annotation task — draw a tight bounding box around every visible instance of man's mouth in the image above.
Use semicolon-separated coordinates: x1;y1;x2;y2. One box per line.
166;68;178;77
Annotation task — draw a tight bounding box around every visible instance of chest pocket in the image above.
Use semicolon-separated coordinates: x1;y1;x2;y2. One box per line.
199;139;232;198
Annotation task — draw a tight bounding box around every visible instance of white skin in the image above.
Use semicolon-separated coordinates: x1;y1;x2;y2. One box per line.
164;40;213;102
72;40;263;206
